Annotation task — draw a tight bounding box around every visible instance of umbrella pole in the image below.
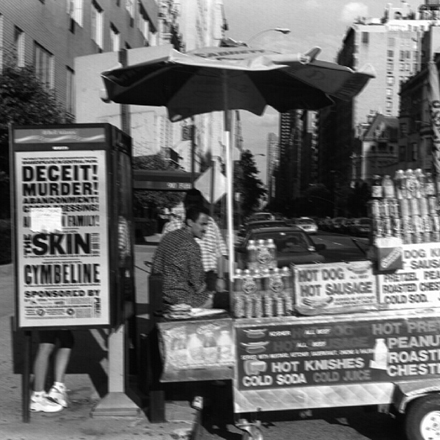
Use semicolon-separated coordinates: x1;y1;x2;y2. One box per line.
222;70;235;294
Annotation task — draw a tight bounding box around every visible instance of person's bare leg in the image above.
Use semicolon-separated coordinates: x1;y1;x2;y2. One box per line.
53;347;72;384
33;343;55;392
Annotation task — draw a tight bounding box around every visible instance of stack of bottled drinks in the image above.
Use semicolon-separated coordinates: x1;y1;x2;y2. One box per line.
232;267;293;319
370;169;440;244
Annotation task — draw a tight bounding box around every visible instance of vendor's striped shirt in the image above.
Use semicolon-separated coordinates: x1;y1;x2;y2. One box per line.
162;216;227;272
152;227;209;307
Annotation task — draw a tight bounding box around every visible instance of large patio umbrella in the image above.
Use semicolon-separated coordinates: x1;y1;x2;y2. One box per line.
101;43;375;279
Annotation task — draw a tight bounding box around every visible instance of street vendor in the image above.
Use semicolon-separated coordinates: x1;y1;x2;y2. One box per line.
162;188;227;292
152;205;214;308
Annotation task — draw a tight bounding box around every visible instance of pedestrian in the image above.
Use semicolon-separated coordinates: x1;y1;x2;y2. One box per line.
152;205;214;308
162;188;228;292
30;330;74;413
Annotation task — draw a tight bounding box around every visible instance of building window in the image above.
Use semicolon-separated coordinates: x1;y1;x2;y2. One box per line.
411;143;418;161
361;32;369;44
387;62;393;71
400;62;405;71
400;50;405;61
91;1;104;49
14;27;25;67
399;145;405;162
110;24;120;52
387;76;395;85
386;101;392;109
34;42;54;88
387;88;392;96
387;50;394;58
66;66;75;116
67;0;83;27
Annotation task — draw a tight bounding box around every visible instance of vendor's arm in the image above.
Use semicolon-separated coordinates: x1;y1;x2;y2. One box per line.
211;219;228;291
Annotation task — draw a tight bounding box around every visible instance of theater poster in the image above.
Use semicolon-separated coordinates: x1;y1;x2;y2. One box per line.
10;124;131;329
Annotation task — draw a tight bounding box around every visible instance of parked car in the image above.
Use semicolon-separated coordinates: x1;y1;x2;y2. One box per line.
237;220;290;238
291;217;318;235
245;212;274;224
235;226;326;269
349;217;371;237
331;217;347;233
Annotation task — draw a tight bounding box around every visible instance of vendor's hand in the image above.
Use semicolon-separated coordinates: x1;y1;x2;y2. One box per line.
216;277;226;292
201;293;214;309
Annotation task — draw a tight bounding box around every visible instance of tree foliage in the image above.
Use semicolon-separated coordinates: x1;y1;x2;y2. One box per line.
132;155;184;215
0;63;66;218
235;149;266;217
0;64;66;148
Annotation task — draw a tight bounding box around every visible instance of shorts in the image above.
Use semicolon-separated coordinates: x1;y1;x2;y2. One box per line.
38;330;75;349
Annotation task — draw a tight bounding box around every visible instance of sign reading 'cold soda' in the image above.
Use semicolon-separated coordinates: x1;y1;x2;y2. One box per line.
377;242;440;309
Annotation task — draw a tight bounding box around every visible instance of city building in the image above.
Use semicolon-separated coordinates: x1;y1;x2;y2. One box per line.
318;0;437;189
266;132;278;203
0;0;158;119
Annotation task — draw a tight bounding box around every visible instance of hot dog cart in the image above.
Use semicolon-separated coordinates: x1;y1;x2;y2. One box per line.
157;170;440;440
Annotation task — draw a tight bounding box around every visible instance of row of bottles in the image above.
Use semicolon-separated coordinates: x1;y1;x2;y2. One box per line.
233;267;293;318
171;329;234;366
370;169;440;244
247;238;277;271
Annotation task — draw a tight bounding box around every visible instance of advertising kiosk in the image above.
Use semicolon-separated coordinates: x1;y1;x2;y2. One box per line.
10;123;135;418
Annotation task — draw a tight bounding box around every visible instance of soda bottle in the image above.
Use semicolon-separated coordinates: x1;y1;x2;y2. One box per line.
392;217;402;238
425;172;435;197
422;215;433;242
415;169;425;198
412;215;423;244
395;170;407;199
402;217;413;244
428;196;438;215
247;240;257;270
406;169;417;199
399;197;410;218
233;292;245;318
418;197;429;217
267;238;277;269
382;175;395;199
371;175;383;199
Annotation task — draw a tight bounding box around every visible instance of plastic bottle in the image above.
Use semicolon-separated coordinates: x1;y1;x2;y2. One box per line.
281;267;293;315
234;269;243;293
217;330;233;362
247;240;257;270
373;338;388;370
267;238;277;269
425;172;435;197
256;239;271;270
371;174;383;199
415;169;425;198
382;175;395;199
394;169;406;199
188;333;204;365
405;169;417;199
203;330;218;363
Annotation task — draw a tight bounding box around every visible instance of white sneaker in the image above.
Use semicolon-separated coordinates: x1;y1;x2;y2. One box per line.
47;384;69;408
30;393;63;413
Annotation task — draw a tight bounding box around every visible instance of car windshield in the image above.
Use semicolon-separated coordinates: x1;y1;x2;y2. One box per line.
252;231;313;254
297;219;315;226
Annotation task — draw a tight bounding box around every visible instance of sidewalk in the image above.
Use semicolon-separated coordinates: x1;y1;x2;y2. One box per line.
0;237;201;440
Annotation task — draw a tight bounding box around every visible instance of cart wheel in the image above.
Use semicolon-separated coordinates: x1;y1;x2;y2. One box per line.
405;394;440;440
241;425;263;440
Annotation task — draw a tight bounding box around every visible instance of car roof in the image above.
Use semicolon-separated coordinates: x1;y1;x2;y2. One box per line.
250;226;304;234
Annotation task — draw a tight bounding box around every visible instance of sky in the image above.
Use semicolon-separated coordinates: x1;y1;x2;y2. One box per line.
221;0;391;182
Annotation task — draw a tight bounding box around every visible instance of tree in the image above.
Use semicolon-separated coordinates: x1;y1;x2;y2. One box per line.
235;149;266;218
0;62;67;218
132;154;184;216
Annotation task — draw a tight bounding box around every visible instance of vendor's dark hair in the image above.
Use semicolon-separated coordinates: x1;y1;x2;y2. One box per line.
184;188;204;208
185;205;208;224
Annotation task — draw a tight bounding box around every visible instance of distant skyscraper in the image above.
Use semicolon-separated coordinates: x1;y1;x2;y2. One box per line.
318;1;434;186
266;132;278;201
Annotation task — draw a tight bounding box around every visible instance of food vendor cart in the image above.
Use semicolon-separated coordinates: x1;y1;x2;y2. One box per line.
157;176;440;440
